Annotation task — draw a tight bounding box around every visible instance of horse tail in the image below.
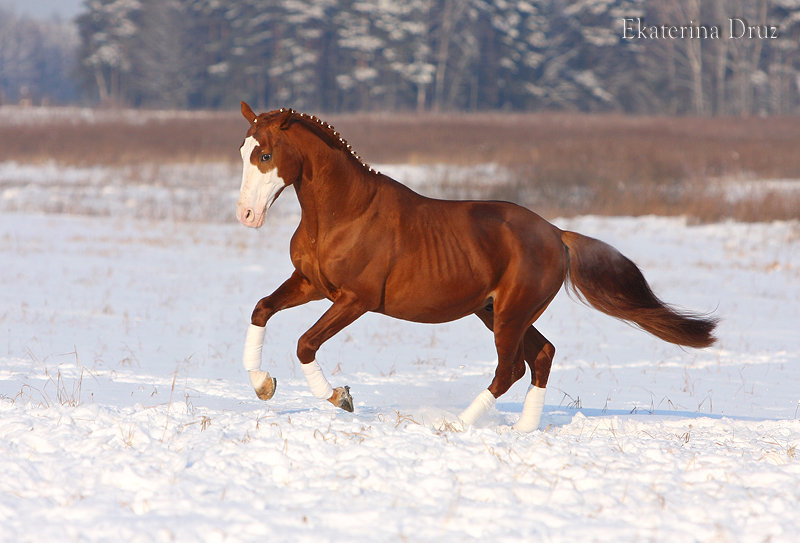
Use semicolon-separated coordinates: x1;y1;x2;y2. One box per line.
560;230;717;348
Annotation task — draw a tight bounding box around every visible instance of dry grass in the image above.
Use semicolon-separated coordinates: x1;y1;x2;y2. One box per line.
0;110;240;165
2;106;799;222
7;348;86;407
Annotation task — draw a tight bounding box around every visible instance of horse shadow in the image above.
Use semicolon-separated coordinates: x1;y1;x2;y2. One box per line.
496;402;768;429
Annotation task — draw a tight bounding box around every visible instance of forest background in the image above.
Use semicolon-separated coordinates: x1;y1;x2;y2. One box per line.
2;0;800;115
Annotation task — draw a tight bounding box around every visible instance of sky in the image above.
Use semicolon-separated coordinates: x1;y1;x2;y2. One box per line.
1;0;83;19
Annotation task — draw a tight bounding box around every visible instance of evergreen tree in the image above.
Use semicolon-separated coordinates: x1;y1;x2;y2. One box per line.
4;0;790;114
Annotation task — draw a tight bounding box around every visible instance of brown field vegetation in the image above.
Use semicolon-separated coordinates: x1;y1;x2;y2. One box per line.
2;107;799;222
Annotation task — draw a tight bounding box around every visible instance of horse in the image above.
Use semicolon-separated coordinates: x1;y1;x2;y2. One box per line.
235;102;717;431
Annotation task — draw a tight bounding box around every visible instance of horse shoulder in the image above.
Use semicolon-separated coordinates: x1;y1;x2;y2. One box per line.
287;223;324;290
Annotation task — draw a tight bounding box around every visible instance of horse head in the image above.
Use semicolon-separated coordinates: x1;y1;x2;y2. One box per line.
236;102;303;228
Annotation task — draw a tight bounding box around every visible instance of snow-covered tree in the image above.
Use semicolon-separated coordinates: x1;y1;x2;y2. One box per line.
77;0;142;104
62;0;800;114
127;0;199;107
0;8;78;105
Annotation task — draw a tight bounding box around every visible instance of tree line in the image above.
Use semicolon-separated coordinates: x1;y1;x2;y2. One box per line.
0;8;79;105
2;0;799;115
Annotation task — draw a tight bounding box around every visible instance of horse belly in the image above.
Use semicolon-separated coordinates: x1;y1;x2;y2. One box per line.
381;270;491;323
382;297;485;323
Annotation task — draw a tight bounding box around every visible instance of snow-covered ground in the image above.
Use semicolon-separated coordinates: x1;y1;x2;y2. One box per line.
0;162;509;222
1;162;799;541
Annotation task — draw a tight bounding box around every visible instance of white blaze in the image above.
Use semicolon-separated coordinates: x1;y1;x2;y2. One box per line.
236;136;285;228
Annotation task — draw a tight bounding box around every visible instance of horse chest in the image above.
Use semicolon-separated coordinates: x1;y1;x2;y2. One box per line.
290;233;341;299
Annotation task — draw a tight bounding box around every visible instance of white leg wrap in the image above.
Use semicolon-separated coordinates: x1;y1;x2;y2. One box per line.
513;386;546;432
243;324;266;372
301;360;334;400
243;324;275;399
459;389;496;426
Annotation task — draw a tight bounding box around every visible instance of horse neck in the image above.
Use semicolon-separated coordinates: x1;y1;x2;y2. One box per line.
293;139;377;227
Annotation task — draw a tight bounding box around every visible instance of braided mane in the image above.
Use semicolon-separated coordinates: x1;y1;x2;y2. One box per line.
276;108;379;175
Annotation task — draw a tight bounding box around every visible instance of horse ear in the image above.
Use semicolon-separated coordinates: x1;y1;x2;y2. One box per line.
241;101;257;124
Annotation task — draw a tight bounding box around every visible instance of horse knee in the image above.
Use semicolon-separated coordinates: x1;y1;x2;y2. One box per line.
296;336;318;364
251;297;275;327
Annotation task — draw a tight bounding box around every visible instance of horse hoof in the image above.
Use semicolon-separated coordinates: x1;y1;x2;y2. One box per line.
329;385;354;412
253;374;278;401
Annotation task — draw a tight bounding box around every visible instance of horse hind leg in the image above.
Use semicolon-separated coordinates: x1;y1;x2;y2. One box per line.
459;348;526;426
465;307;555;432
459;312;528;427
513;327;555;432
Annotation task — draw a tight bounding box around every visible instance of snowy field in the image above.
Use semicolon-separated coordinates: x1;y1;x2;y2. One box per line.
1;162;800;542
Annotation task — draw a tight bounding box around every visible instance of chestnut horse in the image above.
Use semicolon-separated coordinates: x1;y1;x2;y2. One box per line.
236;102;716;431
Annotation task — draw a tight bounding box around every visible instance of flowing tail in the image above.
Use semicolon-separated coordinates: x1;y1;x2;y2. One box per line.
561;231;717;348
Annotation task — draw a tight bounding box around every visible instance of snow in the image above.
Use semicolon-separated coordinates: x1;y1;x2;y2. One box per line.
710;177;800;203
1;161;799;541
0;161;511;221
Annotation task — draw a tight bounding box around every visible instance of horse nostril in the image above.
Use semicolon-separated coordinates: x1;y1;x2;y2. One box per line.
244;209;253;220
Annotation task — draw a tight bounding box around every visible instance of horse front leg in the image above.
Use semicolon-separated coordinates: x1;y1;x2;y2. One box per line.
296;290;368;412
243;271;322;400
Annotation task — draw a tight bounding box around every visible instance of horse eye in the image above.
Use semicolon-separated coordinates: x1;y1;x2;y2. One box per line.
260;153;272;162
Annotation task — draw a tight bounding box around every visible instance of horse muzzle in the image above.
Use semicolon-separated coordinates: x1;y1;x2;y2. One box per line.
236;204;266;228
